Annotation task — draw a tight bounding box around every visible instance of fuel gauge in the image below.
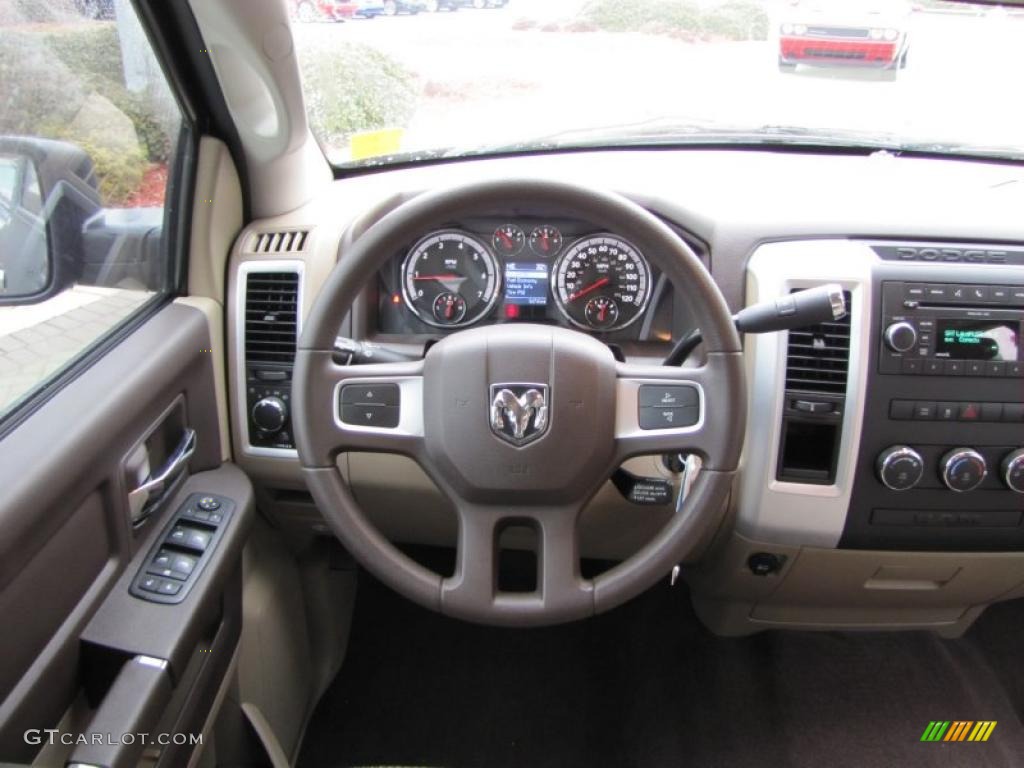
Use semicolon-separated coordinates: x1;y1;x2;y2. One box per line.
492;224;525;256
529;225;562;257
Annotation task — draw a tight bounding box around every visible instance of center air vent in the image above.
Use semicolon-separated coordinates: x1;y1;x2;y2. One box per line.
784;291;853;395
244;272;299;367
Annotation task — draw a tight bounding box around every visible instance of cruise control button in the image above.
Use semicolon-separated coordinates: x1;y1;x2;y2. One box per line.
340;404;401;429
638;385;699;408
340;383;400;407
638;405;699;430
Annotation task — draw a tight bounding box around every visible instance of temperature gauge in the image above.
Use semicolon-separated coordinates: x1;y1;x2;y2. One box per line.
433;292;467;324
585;296;619;329
529;226;562;257
492;224;525;256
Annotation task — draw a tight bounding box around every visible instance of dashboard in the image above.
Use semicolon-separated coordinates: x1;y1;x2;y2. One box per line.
372;213;699;345
227;147;1024;636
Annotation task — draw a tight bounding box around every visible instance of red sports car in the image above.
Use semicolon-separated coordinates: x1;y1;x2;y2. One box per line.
778;0;912;77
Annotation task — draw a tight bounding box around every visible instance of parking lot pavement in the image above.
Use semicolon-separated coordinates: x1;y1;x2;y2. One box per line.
0;286;152;414
293;8;1024;160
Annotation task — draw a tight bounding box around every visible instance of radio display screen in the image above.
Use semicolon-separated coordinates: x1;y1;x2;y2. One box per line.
935;319;1020;361
504;262;549;306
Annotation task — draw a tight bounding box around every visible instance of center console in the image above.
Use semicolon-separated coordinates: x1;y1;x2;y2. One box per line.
842;262;1024;551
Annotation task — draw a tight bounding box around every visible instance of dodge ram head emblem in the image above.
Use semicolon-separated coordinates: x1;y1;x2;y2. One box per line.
489;384;550;446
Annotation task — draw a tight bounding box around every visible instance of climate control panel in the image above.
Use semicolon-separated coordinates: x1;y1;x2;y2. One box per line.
876;444;1023;493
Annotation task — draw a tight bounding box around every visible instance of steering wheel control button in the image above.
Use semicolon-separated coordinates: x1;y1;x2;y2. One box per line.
941;448;988;493
341;404;401;429
638;385;699;408
340;383;401;407
639;405;699;430
1002;450;1024;493
876;446;924;491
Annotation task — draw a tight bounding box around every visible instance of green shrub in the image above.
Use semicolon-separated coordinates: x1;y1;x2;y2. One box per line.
298;41;417;154
0;32;85;135
581;0;768;41
67;136;146;204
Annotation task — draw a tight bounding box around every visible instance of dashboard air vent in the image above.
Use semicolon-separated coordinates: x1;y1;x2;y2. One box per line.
783;290;852;395
244;272;299;366
249;229;309;254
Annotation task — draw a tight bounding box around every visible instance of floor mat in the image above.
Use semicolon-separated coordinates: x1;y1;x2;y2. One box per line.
298;565;1024;768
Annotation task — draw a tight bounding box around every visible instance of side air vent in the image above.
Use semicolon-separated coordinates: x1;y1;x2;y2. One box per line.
249;229;309;254
783;291;853;395
244;272;299;366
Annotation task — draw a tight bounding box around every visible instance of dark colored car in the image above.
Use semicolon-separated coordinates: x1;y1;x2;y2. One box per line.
384;0;427;14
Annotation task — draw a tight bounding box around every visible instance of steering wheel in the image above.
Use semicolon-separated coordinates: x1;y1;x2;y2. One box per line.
293;179;745;627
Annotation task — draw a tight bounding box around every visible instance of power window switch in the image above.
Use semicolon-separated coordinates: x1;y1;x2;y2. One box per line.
158;580;181;596
171;554;197;577
139;576;161;593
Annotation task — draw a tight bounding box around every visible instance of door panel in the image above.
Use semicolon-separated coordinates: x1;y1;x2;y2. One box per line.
0;302;242;764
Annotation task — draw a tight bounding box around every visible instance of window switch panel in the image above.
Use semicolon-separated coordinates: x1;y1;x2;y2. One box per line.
130;493;235;605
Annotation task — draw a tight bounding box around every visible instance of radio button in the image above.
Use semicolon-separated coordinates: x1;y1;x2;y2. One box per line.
965;285;991;303
923;359;943;375
884;322;918;353
902;358;923;375
1010;287;1024;304
986;361;1006;377
925;284;950;301
904;284;927;300
950;285;969;301
992;287;1011;303
944;360;964;376
966;361;985;376
1008;362;1023;377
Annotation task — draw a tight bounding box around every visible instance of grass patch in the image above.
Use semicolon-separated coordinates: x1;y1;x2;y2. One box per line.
581;0;769;41
298;41;418;157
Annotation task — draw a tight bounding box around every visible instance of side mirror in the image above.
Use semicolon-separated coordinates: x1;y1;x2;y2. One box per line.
0;136;101;305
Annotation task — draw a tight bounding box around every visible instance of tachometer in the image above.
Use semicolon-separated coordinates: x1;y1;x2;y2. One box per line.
401;230;500;328
552;234;651;332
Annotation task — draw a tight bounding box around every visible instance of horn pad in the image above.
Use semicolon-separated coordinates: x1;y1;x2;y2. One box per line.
422;324;618;505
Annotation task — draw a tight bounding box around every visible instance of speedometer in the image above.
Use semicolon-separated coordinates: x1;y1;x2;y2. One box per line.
551;234;651;331
401;230;500;328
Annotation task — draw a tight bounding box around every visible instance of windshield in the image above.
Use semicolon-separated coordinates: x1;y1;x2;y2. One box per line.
292;0;1024;166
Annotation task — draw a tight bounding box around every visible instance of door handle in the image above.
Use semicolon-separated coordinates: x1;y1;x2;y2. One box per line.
128;428;196;522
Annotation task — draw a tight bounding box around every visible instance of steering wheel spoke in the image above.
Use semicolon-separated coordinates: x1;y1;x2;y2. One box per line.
441;502;593;626
293;349;425;465
614;353;744;470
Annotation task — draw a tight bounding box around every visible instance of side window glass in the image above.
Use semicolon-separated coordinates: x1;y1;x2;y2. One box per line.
0;0;183;420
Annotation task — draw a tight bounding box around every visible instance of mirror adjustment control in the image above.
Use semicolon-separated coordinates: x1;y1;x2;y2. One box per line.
876;445;924;491
1002;449;1024;494
941;448;987;493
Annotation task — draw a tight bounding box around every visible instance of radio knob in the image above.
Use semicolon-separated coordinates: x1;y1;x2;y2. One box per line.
1003;449;1024;494
252;396;287;434
941;448;987;493
877;445;924;491
884;321;918;353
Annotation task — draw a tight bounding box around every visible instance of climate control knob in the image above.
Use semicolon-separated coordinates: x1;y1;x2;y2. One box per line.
941;448;987;493
252;396;287;434
1002;449;1024;494
877;445;924;491
884;321;918;353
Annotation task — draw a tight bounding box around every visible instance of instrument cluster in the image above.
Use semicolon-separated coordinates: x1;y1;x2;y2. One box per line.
375;215;677;341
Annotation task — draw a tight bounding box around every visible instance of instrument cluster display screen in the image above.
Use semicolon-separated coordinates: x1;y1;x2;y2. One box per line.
936;319;1020;361
504;262;549;306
